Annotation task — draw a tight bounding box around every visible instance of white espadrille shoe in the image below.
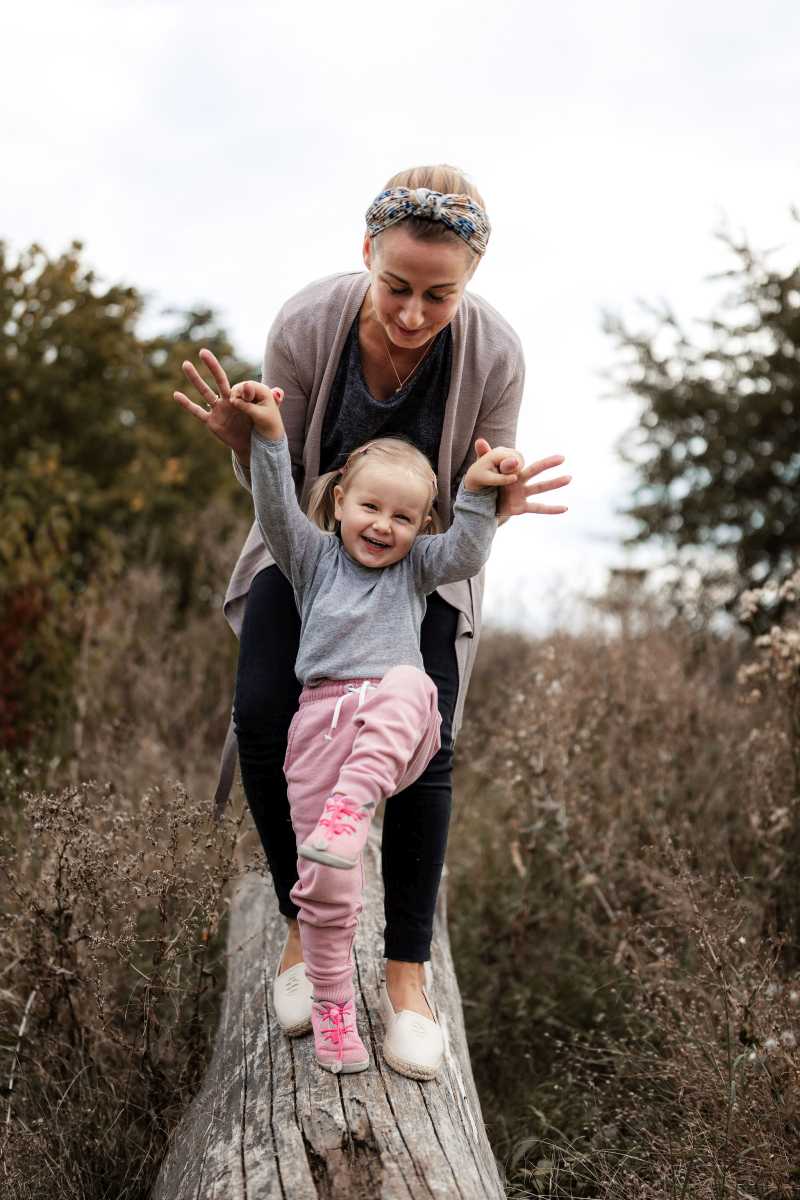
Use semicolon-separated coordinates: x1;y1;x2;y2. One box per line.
272;959;313;1036
379;977;444;1081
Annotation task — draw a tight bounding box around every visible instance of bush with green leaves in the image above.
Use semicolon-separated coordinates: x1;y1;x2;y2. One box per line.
1;241;253;757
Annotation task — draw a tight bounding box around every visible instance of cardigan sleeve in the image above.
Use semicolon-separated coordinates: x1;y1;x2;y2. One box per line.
450;347;526;499
472;348;525;450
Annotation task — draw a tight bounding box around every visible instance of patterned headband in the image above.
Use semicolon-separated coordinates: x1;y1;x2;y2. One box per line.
365;187;491;256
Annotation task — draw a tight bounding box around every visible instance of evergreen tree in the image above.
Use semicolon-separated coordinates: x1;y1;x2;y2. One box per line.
607;221;800;602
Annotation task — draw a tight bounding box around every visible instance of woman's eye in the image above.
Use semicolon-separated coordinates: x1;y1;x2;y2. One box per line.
388;284;447;303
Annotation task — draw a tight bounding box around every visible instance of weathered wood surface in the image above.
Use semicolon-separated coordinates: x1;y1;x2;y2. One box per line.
151;824;505;1199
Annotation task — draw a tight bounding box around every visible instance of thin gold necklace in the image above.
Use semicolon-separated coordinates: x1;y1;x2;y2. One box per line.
381;325;435;393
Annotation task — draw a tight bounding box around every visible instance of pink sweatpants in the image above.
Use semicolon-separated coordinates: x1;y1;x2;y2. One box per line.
284;665;442;1004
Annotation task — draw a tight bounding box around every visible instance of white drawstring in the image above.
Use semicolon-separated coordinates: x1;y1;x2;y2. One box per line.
323;681;376;742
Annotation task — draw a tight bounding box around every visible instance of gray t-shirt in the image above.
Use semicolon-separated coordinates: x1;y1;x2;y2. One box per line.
250;432;498;686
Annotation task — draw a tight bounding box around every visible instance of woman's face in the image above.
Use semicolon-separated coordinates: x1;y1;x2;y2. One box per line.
362;225;477;351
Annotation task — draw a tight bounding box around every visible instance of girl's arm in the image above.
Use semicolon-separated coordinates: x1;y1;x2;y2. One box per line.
231;315;310;491
229;383;326;589
412;445;519;592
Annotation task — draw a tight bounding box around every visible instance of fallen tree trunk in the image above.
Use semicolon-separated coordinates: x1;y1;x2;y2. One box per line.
151;824;505;1200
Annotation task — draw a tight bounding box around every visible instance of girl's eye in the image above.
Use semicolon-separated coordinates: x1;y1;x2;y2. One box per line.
395;515;410;523
363;503;377;511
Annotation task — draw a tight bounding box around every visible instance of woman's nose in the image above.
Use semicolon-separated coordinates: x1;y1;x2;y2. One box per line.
398;298;425;329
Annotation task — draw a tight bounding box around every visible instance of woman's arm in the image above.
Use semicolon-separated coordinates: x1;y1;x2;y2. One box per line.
472;351;526;456
173;348;254;460
173;307;310;490
467;352;570;522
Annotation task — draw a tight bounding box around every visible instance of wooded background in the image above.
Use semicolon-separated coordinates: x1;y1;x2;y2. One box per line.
2;224;800;1198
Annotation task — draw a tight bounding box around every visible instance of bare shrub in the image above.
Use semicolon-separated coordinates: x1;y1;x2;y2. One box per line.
0;542;250;1197
449;612;799;1197
0;780;241;1199
63;506;245;802
738;569;800;964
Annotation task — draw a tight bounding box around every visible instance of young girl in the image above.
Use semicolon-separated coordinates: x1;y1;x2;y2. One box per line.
228;376;528;1077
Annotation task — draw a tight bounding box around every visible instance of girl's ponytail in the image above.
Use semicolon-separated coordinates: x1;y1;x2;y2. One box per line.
306;468;341;532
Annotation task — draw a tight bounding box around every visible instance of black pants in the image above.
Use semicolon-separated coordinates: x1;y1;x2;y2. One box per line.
233;564;460;962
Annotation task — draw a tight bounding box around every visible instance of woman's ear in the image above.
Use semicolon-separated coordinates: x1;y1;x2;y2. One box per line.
362;233;374;270
464;249;480;283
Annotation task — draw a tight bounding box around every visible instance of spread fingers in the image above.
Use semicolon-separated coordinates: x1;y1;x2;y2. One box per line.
173;390;210;422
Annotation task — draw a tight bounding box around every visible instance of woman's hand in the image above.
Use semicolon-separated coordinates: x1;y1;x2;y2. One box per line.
228;381;286;441
464;443;524;492
473;437;570;519
173;348;263;463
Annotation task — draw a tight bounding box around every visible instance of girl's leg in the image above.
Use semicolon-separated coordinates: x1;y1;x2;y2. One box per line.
233;564;302;920
381;593;460;964
287;712;371;1073
285;694;367;1004
288;672;440;994
298;667;442;868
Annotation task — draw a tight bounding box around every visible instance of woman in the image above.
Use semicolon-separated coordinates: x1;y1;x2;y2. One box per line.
175;165;569;1078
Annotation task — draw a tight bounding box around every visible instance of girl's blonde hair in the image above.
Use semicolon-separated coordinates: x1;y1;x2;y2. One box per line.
379;164;486;252
307;437;443;535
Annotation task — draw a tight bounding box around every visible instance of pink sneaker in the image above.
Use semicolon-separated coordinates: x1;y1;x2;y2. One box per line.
311;998;369;1074
298;794;371;869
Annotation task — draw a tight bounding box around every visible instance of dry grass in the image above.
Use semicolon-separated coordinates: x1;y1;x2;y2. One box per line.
0;561;246;1198
450;610;800;1198
0;782;240;1199
3;569;800;1197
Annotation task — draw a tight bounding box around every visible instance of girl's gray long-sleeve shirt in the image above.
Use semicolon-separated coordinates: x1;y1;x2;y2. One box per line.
250;432;498;686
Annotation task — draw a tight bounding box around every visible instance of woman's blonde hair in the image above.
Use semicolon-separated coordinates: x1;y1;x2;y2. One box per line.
306;437;443;535
379;164;487;252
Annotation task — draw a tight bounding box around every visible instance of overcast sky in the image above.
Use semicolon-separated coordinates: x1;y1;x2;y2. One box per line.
4;0;799;628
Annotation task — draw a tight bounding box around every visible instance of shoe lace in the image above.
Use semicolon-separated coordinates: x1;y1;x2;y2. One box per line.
319;1001;356;1061
318;795;366;837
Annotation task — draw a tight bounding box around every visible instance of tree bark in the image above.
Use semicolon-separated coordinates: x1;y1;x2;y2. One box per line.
151;825;504;1200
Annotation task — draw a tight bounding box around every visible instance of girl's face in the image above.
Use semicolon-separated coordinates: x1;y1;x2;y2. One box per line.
333;460;432;569
362;225;477;351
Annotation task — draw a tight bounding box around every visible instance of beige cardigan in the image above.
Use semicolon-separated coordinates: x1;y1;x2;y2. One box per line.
214;271;525;812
